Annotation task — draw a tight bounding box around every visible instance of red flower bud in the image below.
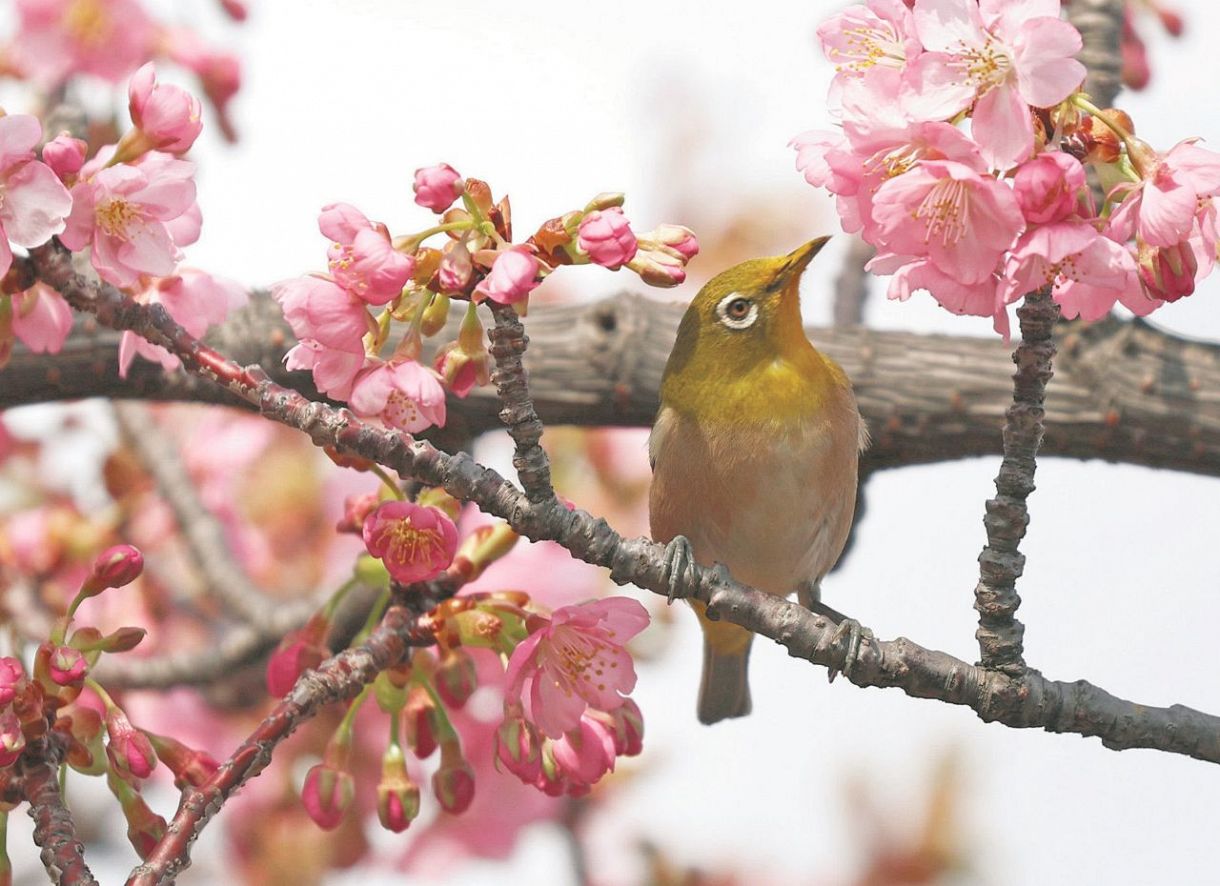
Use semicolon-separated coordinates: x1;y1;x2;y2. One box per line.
431;743;475;814
148;733;220;790
81;545;144;596
105;709;157;780
47;645;88;687
266;614;331;697
376;745;420;833
301;762;354;830
403;686;439;760
0;657;25;707
435;648;478;709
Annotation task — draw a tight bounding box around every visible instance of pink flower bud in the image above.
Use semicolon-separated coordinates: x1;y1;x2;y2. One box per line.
432;743;475;814
652;224;700;260
336;492;381;535
0;658;25;707
452;522;519;583
413;163;464;213
128;63;203;154
220;0;248;21
473;246;541;305
0;711;25;768
552;715;617;786
602;697;643;757
42;134;88;181
148;733;220;790
495;712;542;783
435;648;478;708
439;240;474;293
377;746;420;833
362;501;459;584
628;249;687;288
106;709;157;780
1139;240;1197;302
266;614;332;697
578;208;638;270
1013;152;1087;225
404;685;439;759
81;545;144;597
112;777;167;859
301;762;354;830
48;645;88;687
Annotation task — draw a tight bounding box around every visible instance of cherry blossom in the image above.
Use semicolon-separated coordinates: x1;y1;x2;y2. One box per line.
361;500;459;584
348;359;447;433
127;63;203;154
578;208;638;269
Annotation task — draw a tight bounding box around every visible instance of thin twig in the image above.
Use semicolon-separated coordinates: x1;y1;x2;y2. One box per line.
974;289;1059;673
21;736;98;886
486;302;555;502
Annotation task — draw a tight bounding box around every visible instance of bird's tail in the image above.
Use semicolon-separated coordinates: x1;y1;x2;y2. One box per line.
696;606;754;724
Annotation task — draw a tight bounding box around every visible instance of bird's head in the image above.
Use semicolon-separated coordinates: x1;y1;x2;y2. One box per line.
660;237;835;422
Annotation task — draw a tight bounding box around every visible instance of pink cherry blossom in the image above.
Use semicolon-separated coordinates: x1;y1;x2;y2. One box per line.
473;246;541;305
271;276;372;355
1108;139;1220;249
578;208;638;270
284;341;366;401
413;163;464;213
42;133;87;181
504;597;649;739
1013;151;1088;224
9;284;73;356
14;0;156;86
550;714;618;789
118;270;248;376
0;116;73;277
1002;221;1143;322
127;63;204;154
907;0;1086;168
871;159;1023;283
362;500;459;584
61;153;199;288
81;544;144;595
878;254;1011;335
0;658;24;707
818;0;921;83
348;359;447;433
319;203;413;305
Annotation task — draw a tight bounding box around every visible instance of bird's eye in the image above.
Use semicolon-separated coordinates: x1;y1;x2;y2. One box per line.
715;293;759;330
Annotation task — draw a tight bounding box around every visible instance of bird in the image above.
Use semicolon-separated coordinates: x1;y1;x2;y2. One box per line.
647;237;865;724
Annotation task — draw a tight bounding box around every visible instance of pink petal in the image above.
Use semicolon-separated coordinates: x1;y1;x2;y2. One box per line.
972;81;1034;170
982;0;1062;36
0;115;41;170
348;364;394;415
11;285;72;353
1165;141;1220;195
913;0;985;53
1012;17;1085;107
904;52;977;121
1;160;71;246
1140;174;1197;247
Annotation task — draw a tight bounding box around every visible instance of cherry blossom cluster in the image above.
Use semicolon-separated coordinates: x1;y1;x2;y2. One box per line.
793;0;1220;335
8;0;243;140
273;165;698;434
0;63;246;375
268;480;649;831
0;544;220;861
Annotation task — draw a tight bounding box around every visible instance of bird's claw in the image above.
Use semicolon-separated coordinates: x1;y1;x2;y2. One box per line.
826;618;873;684
660;535;695;605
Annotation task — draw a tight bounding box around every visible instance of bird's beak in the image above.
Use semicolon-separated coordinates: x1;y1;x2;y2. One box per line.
773;236;830;289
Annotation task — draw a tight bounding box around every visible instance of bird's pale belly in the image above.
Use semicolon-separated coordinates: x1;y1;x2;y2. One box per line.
648;405;858;598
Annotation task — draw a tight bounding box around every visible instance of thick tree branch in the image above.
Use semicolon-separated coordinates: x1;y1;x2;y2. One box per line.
974;289;1059;672
6;292;1220;479
28;243;1220;774
21;736;98;886
1068;0;1126;107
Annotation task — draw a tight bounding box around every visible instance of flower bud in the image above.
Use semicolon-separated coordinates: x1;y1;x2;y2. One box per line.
108;771;167;859
1139;240;1197;302
431;741;475;814
1014;152;1086;225
47;645;88;687
583;192;626;213
377;745;421;833
42;133;87;181
106;708;157;780
147;733;220;790
413;164;463;213
651;224;700;260
301;762;354;830
127;63;203;154
627;249;687;287
0;658;25;707
435;647;478;709
578;208;637;270
421;292;452;336
452;521;519;583
452;608;505;649
335;492;381;535
403;685;439;759
81;545;144;597
266;613;331;697
0;711;25;768
472;246;541;306
495;712;542;783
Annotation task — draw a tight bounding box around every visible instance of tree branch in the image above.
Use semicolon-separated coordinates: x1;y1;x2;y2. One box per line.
974;289;1059;672
21;736;98;886
1068;0;1126;107
487;303;555;502
28;242;1220;771
6;293;1220;479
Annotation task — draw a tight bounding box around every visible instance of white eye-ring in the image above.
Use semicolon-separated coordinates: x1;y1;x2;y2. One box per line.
715;292;759;330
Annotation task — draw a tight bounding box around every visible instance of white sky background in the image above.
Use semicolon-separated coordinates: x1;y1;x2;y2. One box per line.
12;0;1220;883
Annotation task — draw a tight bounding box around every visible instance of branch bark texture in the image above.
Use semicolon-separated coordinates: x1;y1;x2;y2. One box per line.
21;736;98;886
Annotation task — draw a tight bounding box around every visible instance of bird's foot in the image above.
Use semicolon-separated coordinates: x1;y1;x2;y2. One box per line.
826;617;873;684
660;535;696;605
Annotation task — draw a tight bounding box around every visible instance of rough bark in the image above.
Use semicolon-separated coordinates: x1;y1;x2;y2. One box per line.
5;291;1220;478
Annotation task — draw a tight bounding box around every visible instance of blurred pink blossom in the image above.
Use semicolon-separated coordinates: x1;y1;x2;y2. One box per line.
118;270;247;376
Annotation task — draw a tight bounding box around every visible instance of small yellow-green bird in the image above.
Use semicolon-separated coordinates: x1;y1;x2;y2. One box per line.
648;238;865;724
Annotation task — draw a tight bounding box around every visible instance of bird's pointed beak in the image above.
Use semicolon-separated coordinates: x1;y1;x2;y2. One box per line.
773;236;830;289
